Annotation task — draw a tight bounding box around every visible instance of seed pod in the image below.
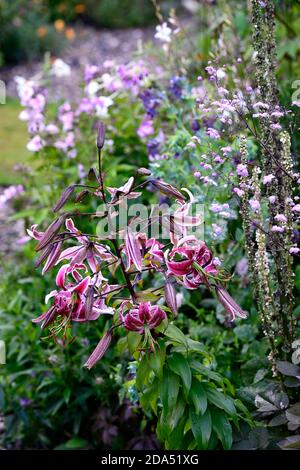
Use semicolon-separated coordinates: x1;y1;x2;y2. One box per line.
42;241;63;274
75;189;90;203
137;167;152;176
36;215;66;252
35;243;53;268
215;285;248;321
53;185;76;212
97;122;106;149
150;179;186;203
164;277;178;315
84;329;113;369
88;167;98;182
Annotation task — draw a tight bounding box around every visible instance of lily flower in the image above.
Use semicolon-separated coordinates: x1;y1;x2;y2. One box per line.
166;237;218;289
121;301;166;334
107;176;141;204
57;218;116;274
32;263;114;329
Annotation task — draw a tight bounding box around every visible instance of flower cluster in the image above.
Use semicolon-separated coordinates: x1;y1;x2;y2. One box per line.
28;123;247;369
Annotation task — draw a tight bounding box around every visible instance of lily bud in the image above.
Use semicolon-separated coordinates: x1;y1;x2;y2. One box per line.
150;179;186;203
215;285;248;321
96;122;105;149
137;167;152;176
84;329;113;369
75;189;90;203
164;277;178;315
124;227;142;272
36;215;66;252
42;241;63;274
53;185;76;212
35;243;53;268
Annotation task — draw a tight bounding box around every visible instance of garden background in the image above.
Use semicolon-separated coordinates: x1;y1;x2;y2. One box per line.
0;0;300;451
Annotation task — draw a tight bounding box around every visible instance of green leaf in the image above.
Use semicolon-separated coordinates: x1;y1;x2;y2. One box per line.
189;379;207;415
165;412;187;450
172;338;206;355
63;388;71;405
189;360;223;383
168;353;192;394
205;386;236;417
136;354;151;390
135;290;160;302
140;382;159;415
160;368;180;412
55;437;89;450
167;393;186;432
148;348;165;379
127;331;142;355
164;324;188;347
211;408;232;450
189;408;212;449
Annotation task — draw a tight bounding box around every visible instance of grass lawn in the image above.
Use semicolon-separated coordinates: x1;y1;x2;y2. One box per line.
0;98;31;185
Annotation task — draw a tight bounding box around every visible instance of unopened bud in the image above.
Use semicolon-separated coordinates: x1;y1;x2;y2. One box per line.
96;122;105;149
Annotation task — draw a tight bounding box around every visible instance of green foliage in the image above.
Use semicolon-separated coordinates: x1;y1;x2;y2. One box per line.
133;331;252;450
0;1;64;65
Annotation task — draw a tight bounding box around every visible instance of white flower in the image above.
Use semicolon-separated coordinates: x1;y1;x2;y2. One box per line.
27;135;45;152
86;80;101;97
216;69;226;80
154;22;172;43
95;96;114;117
19;110;29;121
51;59;71;78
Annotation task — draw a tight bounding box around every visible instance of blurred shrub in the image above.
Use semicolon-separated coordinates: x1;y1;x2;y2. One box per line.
0;1;64;65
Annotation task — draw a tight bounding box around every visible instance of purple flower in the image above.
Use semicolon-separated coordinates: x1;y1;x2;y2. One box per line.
249;199;260;212
274;214;287;223
84;65;100;82
237;164;248;177
139;89;162;117
271;225;285;233
263;174;275;184
137;119;154;138
147;138;161;157
206;128;220;139
19;397;32;407
169;76;185;99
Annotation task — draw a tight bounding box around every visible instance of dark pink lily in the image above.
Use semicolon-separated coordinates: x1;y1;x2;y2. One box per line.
57;218;116;274
121;301;166;334
166;237;218;288
32;263;114;328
